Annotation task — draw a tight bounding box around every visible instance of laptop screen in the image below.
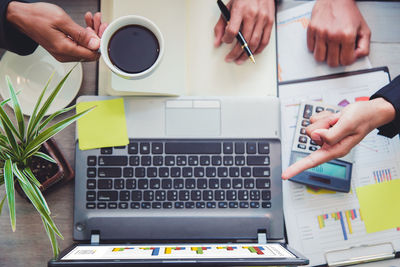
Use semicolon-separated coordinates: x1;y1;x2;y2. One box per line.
62;243;296;260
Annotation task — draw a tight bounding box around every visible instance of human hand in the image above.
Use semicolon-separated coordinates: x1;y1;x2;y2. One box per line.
307;0;371;67
282;98;395;180
214;0;275;64
6;2;107;62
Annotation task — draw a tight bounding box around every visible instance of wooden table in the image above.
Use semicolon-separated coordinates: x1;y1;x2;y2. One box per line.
1;1;400;266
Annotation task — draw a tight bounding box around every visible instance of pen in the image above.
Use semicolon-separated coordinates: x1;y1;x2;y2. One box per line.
217;0;256;64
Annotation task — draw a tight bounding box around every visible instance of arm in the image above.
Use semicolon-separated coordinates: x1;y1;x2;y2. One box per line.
214;0;275;64
307;0;371;67
5;1;107;62
282;97;396;180
0;0;37;55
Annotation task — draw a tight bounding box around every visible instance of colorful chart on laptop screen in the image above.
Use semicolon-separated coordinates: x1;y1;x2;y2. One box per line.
62;244;296;260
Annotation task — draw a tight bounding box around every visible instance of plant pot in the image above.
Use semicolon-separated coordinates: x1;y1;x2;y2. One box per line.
15;138;74;200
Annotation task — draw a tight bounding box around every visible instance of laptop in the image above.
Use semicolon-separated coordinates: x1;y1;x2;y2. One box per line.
49;96;308;266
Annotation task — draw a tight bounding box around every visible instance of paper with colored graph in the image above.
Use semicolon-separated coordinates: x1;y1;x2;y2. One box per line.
279;69;400;266
76;98;129;150
61;244;295;260
357;179;400;233
277;2;371;82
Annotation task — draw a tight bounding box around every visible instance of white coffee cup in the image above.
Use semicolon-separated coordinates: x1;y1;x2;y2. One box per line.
100;15;164;80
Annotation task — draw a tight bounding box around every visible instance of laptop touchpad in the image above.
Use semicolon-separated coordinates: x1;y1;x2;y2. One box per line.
165;100;221;136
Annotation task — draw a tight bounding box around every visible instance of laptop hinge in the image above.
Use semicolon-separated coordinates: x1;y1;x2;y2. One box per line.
257;230;267;244
91;231;100;245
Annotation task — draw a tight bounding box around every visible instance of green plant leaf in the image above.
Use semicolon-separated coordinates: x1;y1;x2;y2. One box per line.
38;105;76;132
27;72;55;140
0;194;6;216
24;107;93;158
6;76;25;140
32;181;50;214
18;179;63;238
1;117;19;157
42;217;60;258
22;168;41;188
4;159;16;231
0;105;22;141
12;163;29;186
33;151;57;164
27;65;77;142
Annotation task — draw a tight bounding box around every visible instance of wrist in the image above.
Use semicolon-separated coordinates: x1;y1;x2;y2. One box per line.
369;97;396;129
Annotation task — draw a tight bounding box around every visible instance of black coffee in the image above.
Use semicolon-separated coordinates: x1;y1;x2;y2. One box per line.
108;24;160;74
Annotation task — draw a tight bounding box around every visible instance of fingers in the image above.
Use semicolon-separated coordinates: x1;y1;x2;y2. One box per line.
85;12;93;28
225;42;244;63
313;116;352;146
254;19;272;54
93;12;102;35
282;148;337;180
307;25;316;52
54;36;100;62
355;20;371;58
59;16;101;51
214;16;227;48
231;15;256;64
98;22;108;38
314;34;327;62
326;41;340;67
222;3;243;44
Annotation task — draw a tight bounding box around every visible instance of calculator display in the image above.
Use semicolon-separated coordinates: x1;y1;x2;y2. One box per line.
295;155;347;179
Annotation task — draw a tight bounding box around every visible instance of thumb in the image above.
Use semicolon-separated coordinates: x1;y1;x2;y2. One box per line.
60;20;100;50
355;22;371;58
314;125;347;146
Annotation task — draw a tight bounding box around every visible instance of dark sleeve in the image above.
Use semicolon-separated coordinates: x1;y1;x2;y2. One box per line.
370;75;400;138
0;0;38;55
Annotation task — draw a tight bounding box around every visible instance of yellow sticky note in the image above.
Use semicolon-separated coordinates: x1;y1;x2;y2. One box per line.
356;179;400;233
77;98;129;150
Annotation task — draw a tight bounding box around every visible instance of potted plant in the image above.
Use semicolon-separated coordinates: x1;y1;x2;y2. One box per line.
0;65;92;257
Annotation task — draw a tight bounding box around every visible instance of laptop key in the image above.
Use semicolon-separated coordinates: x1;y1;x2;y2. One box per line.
119;202;128;209
235;156;245;166
132;191;142;201
256;179;271;189
244;179;255;189
185;202;195;209
240;202;249;208
185;179;196;189
229;202;238;208
87;168;96;178
223;142;233;154
171;167;181;177
175;202;184;209
218;202;228;208
98;156;128;166
174;179;184;189
141;156;151;166
215;190;225;200
128;142;138;154
196;202;205;208
147;167;157;178
167;190;178;201
209;179;219;189
179;190;190;201
212;156;222;166
253;167;270;177
97;203;106;209
135;168;145;178
191;190;201;201
152;202;162;209
203;190;213;200
86;203;95;209
97;191;117;201
144;191;154;201
119;191;130;201
229;167;240;177
87;179;96;189
223;156;233;166
247;156;270;166
140;143;150;154
194;167;204;177
131;202;140;209
188;156;199;166
165;142;221;154
98;167;121;178
246;142;257;154
155;190;166;201
177;156;187;166
217;167;228;177
152;143;163;154
114;179;124;189
221;179;231;189
138;179;148;189
206;167;216;177
262;190;271;200
250;202;260;208
129;156;140;166
87;156;96;166
163;202;173;209
197;179;207;189
183;167;193;177
86;191;96;201
123;167;133;178
159;167;169;178
227;190;237;200
165;156;175;166
206;202;216;208
162;179;172;189
241;167;251;177
108;203;117;209
262;202;272;208
200;156;210;166
126;179;136;189
142;202;151;209
100;147;112;154
258;142;270;154
250;190;260;200
149;179;160;189
153;156;163;166
235;142;245;154
232;179;243;189
238;190;249;200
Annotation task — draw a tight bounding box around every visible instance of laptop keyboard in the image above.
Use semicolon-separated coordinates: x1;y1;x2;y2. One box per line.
85;139;272;210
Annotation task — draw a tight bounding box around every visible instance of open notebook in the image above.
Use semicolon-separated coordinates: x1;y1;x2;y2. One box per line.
99;0;277;97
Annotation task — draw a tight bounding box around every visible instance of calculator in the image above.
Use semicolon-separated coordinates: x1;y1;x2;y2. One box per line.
289;101;354;193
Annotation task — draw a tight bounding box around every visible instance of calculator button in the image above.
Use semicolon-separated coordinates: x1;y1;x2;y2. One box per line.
300;128;306;135
301;120;310;127
326;108;335;113
316;106;324;113
309;146;318;151
297;144;306;149
303;104;313;119
299;136;308;143
310;140;318;146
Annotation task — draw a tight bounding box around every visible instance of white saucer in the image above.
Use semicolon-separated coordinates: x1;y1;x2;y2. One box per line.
0;46;83;116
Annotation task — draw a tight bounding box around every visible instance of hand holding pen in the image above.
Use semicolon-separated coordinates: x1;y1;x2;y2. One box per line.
214;0;275;65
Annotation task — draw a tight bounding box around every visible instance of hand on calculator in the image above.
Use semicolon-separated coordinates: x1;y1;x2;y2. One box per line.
282;98;395;180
